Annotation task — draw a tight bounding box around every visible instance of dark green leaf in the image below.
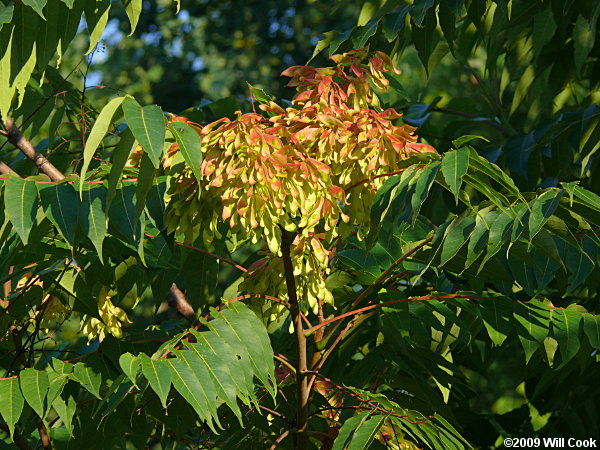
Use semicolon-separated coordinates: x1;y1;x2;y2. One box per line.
72;363;102;400
441;147;469;204
551;307;582;364
4;175;38;245
480;296;513;346
38;181;80;247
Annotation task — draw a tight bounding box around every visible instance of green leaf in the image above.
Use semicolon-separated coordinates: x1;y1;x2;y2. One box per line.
583;313;600;348
52;395;76;437
122;98;166;168
441;147;469;204
123;0;142;35
411;8;438;72
510;65;535;115
479;211;515;269
348;414;386;450
0;4;14;30
80;186;107;261
166;356;219;432
332;411;374;450
118;353;140;387
139;354;171;408
513;300;550;363
79;96;126;191
0;377;24;438
60;0;74;8
72;363;102;399
167;122;203;182
19;368;49;419
551;307;582;364
410;0;435;26
107;128;136;208
22;0;47;19
135;153;156;221
38;181;80;247
172;349;221;425
83;0;111;55
383;6;410;42
46;370;71;407
480;296;513;346
210;303;277;399
352;19;379;48
573;14;595;75
452;135;489;147
4;175;38;245
529;189;563;240
439;213;476;266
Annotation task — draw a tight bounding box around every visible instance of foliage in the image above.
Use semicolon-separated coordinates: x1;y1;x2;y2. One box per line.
0;1;599;449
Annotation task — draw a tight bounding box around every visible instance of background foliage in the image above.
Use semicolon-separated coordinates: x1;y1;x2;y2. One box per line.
0;0;599;449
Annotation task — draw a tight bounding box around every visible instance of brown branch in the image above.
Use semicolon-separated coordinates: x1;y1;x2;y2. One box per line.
3;117;65;181
280;230;309;450
34;416;51;450
0;423;33;450
0;160;15;175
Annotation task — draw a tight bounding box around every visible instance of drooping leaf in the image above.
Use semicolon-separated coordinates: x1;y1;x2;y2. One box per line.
52;395;76;437
529;189;563;240
19;368;49;420
79;96;127;191
166;356;219;432
0;377;24;438
123;0;142;35
22;0;46;19
107;128;136;208
118;353;140;387
122;98;166;168
480;296;513;346
551;307;582;364
38;181;80;247
4;175;38;245
83;0;111;55
441;147;469;205
347;414;386;450
72;362;102;399
332;411;374;450
438;213;476;266
168;122;203;182
139;353;171;408
135;153;156;221
583;313;600;349
80;186;107;261
513;300;551;363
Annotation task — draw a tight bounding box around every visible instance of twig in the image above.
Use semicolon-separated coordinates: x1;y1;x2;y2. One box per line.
34;416;52;450
269;429;290;450
280;229;309;450
2;117;65;181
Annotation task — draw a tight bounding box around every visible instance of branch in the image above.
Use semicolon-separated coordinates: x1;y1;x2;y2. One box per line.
3;117;65;181
280;230;309;450
34;416;52;450
0;160;16;175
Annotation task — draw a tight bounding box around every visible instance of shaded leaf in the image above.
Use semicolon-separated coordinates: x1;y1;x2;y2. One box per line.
38;181;80;247
4;176;38;245
480;296;513;346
